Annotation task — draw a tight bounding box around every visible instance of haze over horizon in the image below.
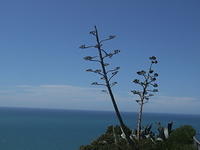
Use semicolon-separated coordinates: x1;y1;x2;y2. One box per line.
0;0;200;114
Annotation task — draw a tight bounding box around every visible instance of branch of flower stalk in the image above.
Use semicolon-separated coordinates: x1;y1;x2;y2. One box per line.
100;48;109;56
100;35;116;43
142;74;148;80
83;56;101;63
110;82;118;87
106;67;120;74
102;50;120;59
89;59;101;63
108;71;118;82
133;80;145;89
91;82;106;86
79;44;96;49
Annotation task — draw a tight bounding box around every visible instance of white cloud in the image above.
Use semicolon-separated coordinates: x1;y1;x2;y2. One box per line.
144;96;200;114
0;84;111;110
16;85;33;88
0;85;199;114
110;94;200;114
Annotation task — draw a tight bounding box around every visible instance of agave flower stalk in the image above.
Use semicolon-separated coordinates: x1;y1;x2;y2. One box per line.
131;56;159;141
80;26;134;147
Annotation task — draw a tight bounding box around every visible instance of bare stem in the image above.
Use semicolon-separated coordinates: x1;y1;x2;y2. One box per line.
94;26;134;147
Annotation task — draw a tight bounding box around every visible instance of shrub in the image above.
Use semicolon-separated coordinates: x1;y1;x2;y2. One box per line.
79;125;196;150
79;125;132;150
155;125;196;150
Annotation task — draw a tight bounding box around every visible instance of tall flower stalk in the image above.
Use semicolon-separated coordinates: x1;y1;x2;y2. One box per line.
80;26;134;146
131;56;159;141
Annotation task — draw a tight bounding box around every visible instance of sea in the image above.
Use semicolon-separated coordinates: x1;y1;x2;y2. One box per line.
0;107;199;150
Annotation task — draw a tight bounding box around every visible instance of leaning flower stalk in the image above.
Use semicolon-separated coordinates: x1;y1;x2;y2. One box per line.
80;26;136;148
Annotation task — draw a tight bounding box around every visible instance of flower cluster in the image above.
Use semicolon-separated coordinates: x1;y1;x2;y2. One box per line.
84;56;94;61
150;56;158;64
109;35;116;39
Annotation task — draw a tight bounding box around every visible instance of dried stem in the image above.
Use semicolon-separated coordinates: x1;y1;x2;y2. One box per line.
132;56;158;142
81;26;135;147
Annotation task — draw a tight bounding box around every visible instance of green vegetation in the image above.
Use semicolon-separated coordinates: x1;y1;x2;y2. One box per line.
80;125;196;150
158;125;196;150
80;126;132;150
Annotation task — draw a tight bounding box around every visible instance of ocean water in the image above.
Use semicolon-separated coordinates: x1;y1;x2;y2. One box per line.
0;107;200;150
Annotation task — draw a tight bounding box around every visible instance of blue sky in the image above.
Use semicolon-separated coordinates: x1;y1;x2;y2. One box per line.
0;0;199;114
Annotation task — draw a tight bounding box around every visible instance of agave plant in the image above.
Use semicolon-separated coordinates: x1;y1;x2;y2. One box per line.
129;121;174;143
156;121;173;141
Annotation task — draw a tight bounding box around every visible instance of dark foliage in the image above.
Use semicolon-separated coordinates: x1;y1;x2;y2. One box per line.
80;125;196;150
80;125;133;150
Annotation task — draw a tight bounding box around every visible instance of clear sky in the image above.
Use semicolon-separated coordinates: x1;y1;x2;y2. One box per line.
0;0;200;114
